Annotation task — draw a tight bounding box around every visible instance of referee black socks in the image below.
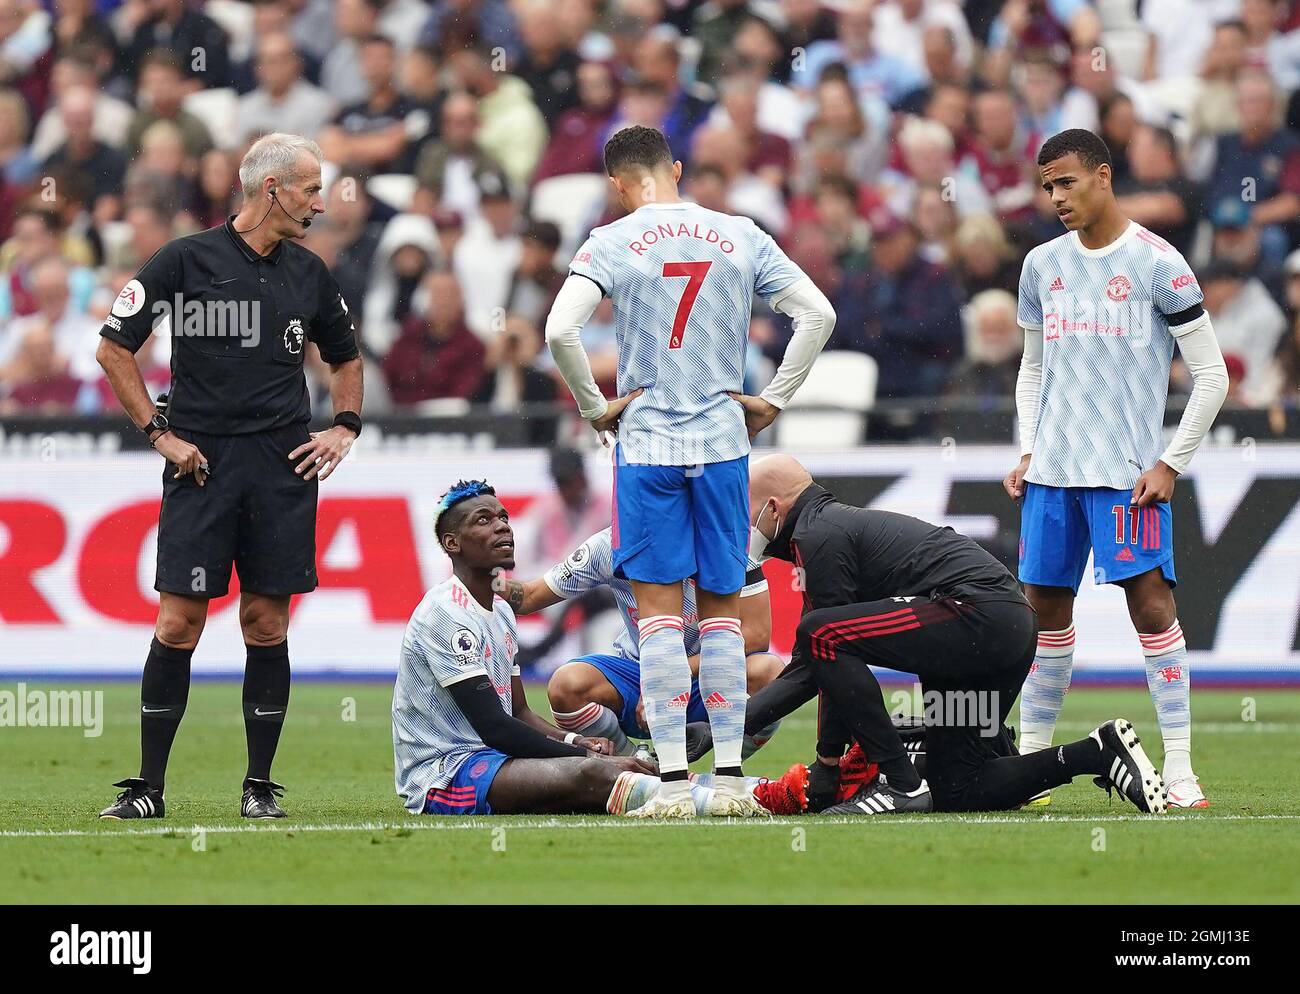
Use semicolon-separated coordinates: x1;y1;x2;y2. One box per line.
139;637;193;792
243;640;291;782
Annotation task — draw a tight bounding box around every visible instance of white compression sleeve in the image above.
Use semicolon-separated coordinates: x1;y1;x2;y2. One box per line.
544;274;608;420
1015;322;1044;456
759;277;837;410
1160;313;1229;474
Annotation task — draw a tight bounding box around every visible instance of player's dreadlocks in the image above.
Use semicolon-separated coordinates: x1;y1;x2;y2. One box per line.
433;479;497;546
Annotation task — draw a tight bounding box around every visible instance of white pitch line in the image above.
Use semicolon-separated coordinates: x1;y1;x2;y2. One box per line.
2;813;1297;839
1049;722;1294;734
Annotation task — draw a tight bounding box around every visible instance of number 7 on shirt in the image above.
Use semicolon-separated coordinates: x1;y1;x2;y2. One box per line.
661;261;712;349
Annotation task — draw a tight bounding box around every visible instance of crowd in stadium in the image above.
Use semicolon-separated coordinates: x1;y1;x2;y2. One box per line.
3;0;1300;424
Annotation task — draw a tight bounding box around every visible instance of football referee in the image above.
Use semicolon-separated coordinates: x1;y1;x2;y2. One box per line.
95;133;364;820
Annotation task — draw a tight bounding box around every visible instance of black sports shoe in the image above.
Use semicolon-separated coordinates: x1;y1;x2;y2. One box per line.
241;778;287;819
99;778;165;820
1092;718;1168;814
822;776;934;815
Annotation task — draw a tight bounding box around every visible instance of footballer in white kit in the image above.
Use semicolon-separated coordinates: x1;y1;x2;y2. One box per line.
546;125;836;818
392;479;801;819
1006;130;1229;809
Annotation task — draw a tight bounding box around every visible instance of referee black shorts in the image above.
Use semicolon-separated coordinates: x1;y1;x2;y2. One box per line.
155;424;318;598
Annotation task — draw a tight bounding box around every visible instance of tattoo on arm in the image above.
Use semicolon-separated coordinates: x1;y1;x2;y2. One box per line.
503;580;525;613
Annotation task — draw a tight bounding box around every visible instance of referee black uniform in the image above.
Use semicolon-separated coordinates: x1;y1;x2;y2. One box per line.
97;214;360;818
744;483;1037;812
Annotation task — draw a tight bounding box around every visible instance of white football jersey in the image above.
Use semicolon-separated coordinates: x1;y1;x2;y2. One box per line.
392;575;519;813
1017;222;1205;489
569;202;805;466
543;527;769;661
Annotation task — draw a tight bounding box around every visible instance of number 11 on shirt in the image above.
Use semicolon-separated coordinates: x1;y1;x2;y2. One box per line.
662;261;711;349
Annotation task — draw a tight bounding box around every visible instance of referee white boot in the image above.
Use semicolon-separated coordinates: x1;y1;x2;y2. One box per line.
627;779;696;819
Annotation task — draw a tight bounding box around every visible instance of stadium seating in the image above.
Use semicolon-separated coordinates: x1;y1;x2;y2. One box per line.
775;351;878;449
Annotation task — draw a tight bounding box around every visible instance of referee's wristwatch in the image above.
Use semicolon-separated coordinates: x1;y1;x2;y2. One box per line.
139;412;170;447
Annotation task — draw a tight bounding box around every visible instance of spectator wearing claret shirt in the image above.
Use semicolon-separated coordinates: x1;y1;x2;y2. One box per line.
0;256;101;381
880;115;989;221
0;320;84;415
960;88;1038;227
793;0;925;108
533;59;618;183
382;270;486;406
0;206;96;320
0;0;54;115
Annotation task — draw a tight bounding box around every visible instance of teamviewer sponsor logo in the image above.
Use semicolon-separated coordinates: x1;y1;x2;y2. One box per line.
0;684;103;737
49;925;151;974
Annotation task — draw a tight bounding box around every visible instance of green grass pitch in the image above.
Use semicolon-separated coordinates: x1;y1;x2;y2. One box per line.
1;683;1296;904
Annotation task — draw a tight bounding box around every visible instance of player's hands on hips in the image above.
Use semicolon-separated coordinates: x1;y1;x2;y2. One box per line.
589;388;643;446
155;432;209;487
1003;453;1032;501
806;757;841;813
289;425;355;482
575;735;616;755
727;392;780;440
1131;460;1177;506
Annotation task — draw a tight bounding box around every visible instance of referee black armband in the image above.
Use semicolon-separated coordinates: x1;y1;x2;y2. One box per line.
332;411;362;437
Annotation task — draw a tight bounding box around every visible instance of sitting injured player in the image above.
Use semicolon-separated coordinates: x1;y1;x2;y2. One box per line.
392;480;805;817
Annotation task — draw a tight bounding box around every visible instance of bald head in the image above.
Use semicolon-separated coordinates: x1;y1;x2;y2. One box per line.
749;453;813;533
